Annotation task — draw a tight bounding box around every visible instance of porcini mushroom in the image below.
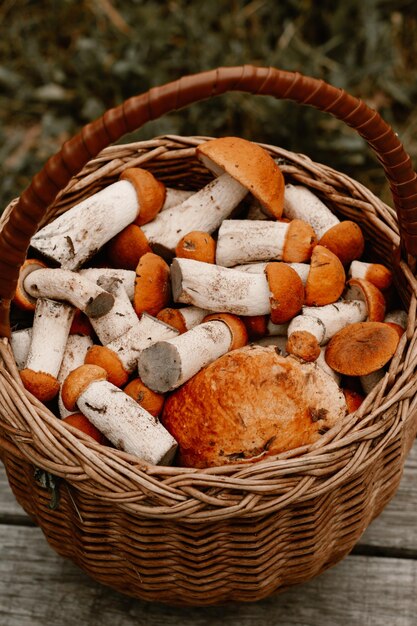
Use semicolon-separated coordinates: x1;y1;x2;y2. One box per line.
141;137;284;256
344;277;386;321
30;168;166;269
156;306;209;334
215;219;316;267
13;258;47;311
124;378;165;417
134;253;171;317
325;321;400;376
171;258;303;317
161;345;347;468
57;333;94;418
61;364;177;465
283;184;365;265
20;298;75;402
348;261;393;291
138;313;247;393
106;224;152;270
21;267;115;319
175;231;216;264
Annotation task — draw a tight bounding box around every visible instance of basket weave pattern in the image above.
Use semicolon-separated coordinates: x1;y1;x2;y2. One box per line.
0;68;417;605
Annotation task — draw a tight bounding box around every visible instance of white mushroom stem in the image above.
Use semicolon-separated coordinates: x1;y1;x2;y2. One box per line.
359;309;407;395
162;188;193;211
89;275;139;344
106;313;179;373
141;173;247;256
246;198;270;221
235;261;310;285
58;334;94;418
177;306;210;330
171;258;271;316
75;381;177;465
138;320;233;393
288;301;368;345
10;328;32;370
316;348;341;385
30;180;140;269
283;184;339;238
23;268;114;318
79;268;135;301
25;299;74;378
216;220;290;267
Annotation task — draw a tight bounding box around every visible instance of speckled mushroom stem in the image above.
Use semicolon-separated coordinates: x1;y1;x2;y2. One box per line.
23;268;114;318
10;328;32;370
215;219;315;267
283;184;339;238
141;174;248;256
157;306;210;333
58;334;94;418
162;188;193;211
235;261;310;284
288;301;368;346
63;369;177;465
79;268;136;301
138;319;237;393
19;299;75;401
171;258;271;315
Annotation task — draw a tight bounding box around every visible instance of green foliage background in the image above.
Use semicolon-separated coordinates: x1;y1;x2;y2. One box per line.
1;0;416;210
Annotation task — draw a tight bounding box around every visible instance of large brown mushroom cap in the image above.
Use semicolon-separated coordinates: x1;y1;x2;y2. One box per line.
325;321;399;376
162;345;347;468
305;245;346;306
196;137;285;219
319;221;365;266
265;263;304;324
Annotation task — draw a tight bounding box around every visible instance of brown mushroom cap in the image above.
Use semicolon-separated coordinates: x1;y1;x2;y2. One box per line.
343;388;364;413
364;264;393;291
120;168;166;226
70;309;94;336
282;219;317;263
325;321;399;376
319;221;365;266
286;330;321;362
345;277;386;322
202;313;248;350
242;315;268;340
196;137;285;219
161;345;347;468
134;252;171;317
84;345;129;388
106;224;152;270
13;258;47;311
62;413;106;444
19;370;60;403
265;263;304;324
61;364;107;412
175;231;216;264
156;308;188;334
305;245;346;307
124;378;165;417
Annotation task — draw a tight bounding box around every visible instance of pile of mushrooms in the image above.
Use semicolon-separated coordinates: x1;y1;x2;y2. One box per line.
10;136;405;468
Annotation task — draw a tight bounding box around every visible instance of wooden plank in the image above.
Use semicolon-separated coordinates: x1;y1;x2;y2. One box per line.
0;525;416;626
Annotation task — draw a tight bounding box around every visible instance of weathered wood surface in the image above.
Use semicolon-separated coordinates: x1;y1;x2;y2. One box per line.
1;440;417;625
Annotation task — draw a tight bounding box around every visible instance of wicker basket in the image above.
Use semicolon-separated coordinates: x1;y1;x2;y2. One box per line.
1;66;417;607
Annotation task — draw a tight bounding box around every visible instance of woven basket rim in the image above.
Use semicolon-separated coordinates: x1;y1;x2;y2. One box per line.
1;135;416;522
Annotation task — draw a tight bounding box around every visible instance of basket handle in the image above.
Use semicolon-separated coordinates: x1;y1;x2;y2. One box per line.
1;65;416;337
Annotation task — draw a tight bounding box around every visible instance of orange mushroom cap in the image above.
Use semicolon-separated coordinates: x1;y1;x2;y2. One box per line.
203;313;248;351
124;378;165;417
134;252;171;317
175;231;216;264
345;277;386;322
242;315;268;340
20;370;60;403
156;308;188;334
106;224;152;270
282;219;317;263
120;168;166;226
319;221;365;266
286;330;321;362
343;388;365;413
196;137;285;219
84;345;129;388
305;245;346;307
61;364;108;412
325;321;399;376
13;258;47;311
62;413;107;444
265;263;304;324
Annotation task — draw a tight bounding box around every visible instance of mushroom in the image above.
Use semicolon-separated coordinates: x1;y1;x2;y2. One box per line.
106;224;152;270
348;261;393;291
283;184;365;265
161;345;347;468
21;267;115;319
325;322;400;376
20;298;75;402
57;334;94;418
215;219;316;267
13;258;47;312
10;328;32;370
138;313;248;393
234;245;346;307
156;306;209;334
85;313;180;387
30;168;166;269
344;277;386;322
162;188;193;210
62;412;106;444
141;137;284;257
175;231;216;264
171;258;304;317
61;365;177;465
134;252;171;317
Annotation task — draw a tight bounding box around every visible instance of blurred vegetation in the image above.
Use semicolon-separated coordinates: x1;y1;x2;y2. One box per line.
0;0;416;211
